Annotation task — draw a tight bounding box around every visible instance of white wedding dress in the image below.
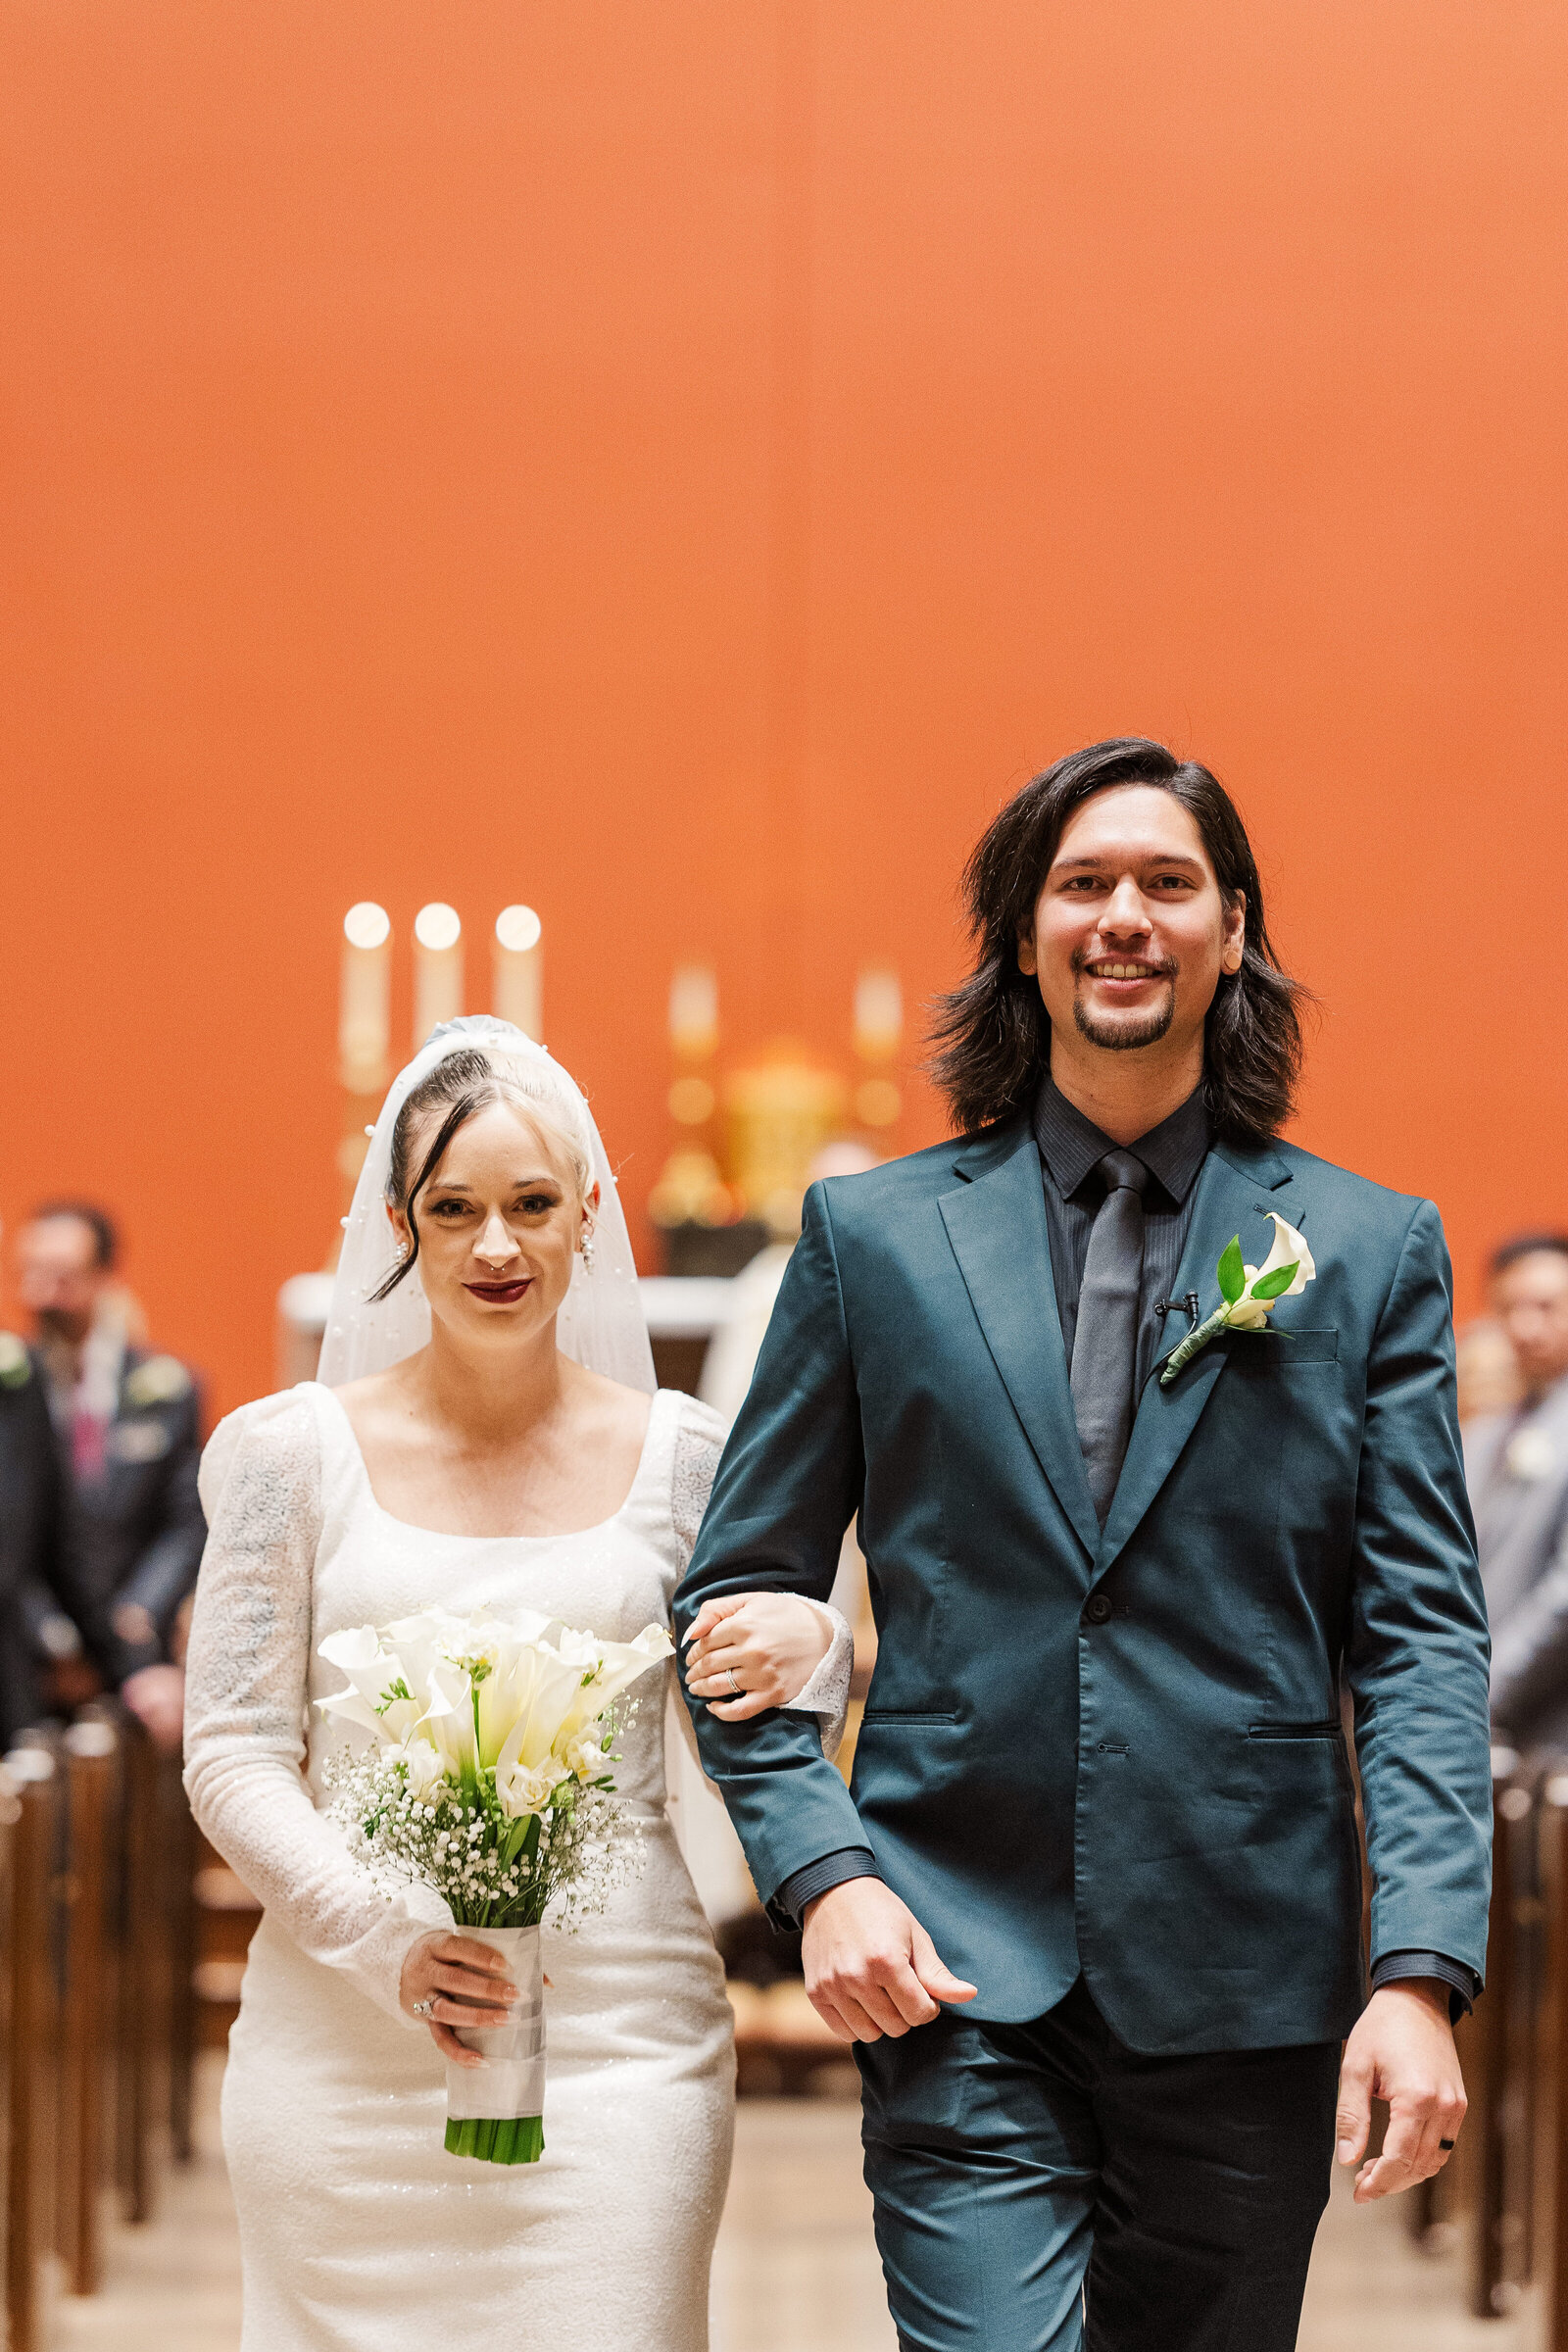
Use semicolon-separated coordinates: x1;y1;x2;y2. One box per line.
184;1378;847;2352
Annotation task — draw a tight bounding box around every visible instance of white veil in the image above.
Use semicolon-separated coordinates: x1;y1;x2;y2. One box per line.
317;1016;655;1395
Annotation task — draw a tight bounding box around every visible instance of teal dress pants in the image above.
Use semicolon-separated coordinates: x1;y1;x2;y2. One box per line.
857;1978;1340;2352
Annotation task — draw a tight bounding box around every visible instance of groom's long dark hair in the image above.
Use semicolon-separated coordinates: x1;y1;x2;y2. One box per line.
929;738;1308;1144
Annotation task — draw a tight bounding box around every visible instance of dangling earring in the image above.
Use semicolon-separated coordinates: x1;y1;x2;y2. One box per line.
581;1226;596;1275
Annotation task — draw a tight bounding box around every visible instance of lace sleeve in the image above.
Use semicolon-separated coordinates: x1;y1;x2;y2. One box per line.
670;1392;854;1762
182;1390;448;2027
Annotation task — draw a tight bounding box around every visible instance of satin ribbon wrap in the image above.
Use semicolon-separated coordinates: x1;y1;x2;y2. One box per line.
443;1925;546;2164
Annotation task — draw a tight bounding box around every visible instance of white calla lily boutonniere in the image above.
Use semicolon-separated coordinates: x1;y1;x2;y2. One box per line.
1159;1212;1316;1387
123;1353;191;1409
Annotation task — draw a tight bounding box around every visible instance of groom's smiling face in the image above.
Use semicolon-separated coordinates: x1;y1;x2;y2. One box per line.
1017;784;1245;1063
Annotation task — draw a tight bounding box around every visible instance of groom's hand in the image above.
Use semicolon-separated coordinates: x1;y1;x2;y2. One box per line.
1335;1980;1467;2201
802;1879;978;2041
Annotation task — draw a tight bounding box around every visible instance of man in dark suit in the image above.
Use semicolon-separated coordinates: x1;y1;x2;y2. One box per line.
17;1201;202;1751
0;1313;71;1740
677;740;1490;2350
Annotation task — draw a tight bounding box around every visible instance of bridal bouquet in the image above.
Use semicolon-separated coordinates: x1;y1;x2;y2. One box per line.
318;1605;672;2166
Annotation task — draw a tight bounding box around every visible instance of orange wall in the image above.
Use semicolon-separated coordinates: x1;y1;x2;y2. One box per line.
3;2;1565;1415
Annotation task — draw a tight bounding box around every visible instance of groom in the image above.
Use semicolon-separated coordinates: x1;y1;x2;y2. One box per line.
675;738;1491;2350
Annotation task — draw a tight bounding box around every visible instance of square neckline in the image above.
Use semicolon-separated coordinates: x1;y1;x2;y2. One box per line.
310;1380;669;1544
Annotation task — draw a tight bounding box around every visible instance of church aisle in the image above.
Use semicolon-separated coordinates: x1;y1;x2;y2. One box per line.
47;2058;1532;2351
55;2053;241;2352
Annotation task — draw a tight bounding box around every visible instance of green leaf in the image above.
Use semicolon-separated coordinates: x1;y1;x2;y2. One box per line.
1250;1262;1298;1301
1217;1237;1246;1304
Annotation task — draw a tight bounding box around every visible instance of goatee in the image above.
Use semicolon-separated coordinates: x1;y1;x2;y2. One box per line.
1072;989;1176;1054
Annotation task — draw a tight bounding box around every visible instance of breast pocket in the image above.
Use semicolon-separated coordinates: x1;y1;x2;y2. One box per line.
1223;1327;1340;1369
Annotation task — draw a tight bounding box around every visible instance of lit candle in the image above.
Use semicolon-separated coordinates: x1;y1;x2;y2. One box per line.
493;906;543;1039
339;903;392;1096
854;964;903;1130
413;903;464;1048
668;965;718;1125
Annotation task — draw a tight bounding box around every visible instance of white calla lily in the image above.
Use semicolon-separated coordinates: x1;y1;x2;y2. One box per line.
1160;1212;1317;1385
1224;1213;1316;1331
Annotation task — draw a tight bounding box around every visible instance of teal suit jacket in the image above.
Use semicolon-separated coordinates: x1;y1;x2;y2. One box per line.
674;1118;1492;2056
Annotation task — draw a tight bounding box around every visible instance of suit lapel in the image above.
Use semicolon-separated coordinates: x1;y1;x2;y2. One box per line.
939;1126;1102;1560
1094;1142;1301;1581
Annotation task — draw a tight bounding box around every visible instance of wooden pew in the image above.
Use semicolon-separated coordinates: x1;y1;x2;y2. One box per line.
6;1741;62;2352
164;1756;199;2168
57;1718;118;2297
1469;1749;1539;2319
0;1764;20;2340
1533;1767;1568;2348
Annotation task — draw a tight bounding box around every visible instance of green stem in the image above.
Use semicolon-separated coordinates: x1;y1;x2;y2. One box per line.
445;2113;544;2165
1158;1305;1231;1387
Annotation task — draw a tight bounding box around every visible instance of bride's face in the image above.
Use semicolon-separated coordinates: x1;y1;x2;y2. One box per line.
390;1099;598;1348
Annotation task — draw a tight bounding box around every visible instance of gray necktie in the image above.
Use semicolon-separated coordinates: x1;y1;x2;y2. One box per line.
1070;1150;1150;1523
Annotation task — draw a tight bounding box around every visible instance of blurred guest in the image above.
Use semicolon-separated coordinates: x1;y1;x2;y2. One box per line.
1469;1234;1568;1746
16;1201;203;1749
1456;1315;1525;1426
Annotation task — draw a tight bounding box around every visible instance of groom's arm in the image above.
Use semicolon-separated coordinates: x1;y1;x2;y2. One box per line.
674;1184;874;1923
1340;1198;1491;2198
1346;1199;1492;1984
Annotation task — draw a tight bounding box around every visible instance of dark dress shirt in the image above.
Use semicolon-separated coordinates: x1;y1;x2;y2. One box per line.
772;1084;1476;2016
1033;1076;1210;1397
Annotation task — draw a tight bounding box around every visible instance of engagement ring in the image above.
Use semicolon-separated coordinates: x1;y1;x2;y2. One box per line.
726;1669;743;1697
412;1998;436;2018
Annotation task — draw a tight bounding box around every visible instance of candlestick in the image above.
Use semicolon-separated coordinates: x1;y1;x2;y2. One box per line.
413;903;464;1048
493;906;543;1039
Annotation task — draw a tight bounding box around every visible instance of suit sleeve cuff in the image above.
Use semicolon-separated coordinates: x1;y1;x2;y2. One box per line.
1370;1949;1478;2023
770;1846;881;1930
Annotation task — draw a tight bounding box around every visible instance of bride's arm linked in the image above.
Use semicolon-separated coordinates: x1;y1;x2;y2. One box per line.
182;1391;452;2028
671;1396;854;1757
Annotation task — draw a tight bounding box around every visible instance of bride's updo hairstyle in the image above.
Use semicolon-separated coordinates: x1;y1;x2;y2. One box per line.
369;1045;596;1303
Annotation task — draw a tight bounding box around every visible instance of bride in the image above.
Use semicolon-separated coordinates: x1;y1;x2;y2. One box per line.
183;1018;850;2352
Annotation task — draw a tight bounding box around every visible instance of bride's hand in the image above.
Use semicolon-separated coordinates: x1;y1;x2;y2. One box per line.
684;1592;835;1720
400;1931;521;2066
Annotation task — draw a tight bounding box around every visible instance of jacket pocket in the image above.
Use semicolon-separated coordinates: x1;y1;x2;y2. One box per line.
859;1707;960;1726
1227;1329;1340;1367
1247;1720;1343;1740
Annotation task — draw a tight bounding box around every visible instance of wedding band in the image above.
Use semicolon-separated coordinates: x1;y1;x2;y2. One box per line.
1439;2137;1454;2150
726;1669;743;1697
412;1998;435;2018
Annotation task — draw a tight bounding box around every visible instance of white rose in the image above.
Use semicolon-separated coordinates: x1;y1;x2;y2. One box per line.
564;1728;613;1783
496;1754;571;1819
392;1739;449;1800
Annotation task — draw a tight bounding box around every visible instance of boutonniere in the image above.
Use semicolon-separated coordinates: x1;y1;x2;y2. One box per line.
0;1333;31;1390
1159;1213;1316;1386
123;1353;191;1409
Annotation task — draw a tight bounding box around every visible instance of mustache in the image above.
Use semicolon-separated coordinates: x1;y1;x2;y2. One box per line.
1070;948;1179;980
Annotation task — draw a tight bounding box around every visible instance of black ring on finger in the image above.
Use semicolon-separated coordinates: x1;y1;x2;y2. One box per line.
1439;2137;1455;2150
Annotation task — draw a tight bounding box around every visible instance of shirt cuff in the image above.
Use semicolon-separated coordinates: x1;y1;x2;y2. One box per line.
772;1847;882;1929
1370;1949;1478;2023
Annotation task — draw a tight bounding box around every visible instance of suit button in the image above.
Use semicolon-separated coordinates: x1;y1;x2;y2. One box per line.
1085;1594;1112;1625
